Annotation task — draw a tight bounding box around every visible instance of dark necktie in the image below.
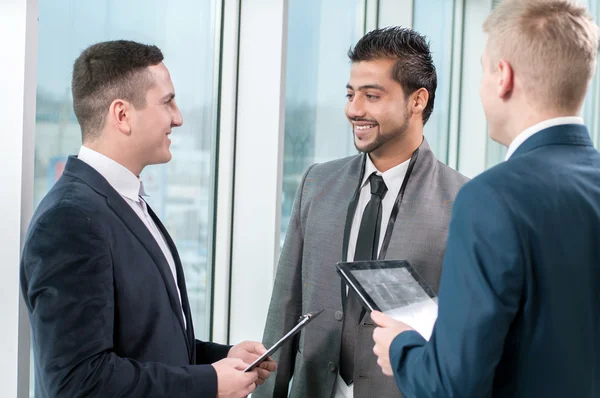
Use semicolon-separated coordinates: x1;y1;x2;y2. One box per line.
339;173;388;385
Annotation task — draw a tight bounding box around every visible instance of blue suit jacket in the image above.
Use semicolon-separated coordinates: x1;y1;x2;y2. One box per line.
20;156;230;397
390;124;600;397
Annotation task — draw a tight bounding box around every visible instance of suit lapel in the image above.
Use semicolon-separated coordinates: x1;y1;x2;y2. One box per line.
145;204;195;362
383;137;438;260
105;194;191;349
342;154;366;263
63;157;193;359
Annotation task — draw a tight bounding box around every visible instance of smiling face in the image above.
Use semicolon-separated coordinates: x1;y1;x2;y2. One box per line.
345;58;412;155
129;62;183;168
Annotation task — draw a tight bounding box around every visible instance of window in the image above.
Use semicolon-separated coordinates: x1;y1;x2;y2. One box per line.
35;0;220;349
581;0;600;148
413;0;456;162
281;0;365;242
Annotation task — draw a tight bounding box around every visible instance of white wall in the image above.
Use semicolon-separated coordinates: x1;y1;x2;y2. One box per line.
211;0;240;345
456;0;492;177
0;1;38;397
229;0;288;344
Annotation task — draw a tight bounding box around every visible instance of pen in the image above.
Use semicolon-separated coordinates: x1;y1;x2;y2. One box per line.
298;309;324;323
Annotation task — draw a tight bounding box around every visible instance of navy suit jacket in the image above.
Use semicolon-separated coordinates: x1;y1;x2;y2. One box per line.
390;124;600;397
20;156;230;397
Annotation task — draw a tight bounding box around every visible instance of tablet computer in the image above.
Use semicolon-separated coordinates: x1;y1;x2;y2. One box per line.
336;260;438;340
244;309;323;372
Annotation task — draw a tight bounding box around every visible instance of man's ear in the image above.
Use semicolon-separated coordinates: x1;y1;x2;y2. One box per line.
497;59;514;99
410;88;429;117
108;98;133;135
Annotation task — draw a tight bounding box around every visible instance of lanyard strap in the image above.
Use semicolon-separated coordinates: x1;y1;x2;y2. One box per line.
340;148;420;312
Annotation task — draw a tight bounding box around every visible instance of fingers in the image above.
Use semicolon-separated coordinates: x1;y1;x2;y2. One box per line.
244;353;262;364
253;342;268;355
238;341;264;363
372;326;384;343
246;367;259;380
258;358;278;372
245;369;259;392
231;358;250;371
371;310;394;327
377;357;390;370
245;381;257;396
376;357;393;376
372;329;393;377
241;376;257;398
370;310;384;325
254;367;271;384
240;340;267;355
373;343;383;357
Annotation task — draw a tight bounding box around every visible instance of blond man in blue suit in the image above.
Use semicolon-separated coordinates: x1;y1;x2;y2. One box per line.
372;1;600;397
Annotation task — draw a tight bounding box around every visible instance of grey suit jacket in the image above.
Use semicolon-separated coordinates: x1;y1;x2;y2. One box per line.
255;138;468;398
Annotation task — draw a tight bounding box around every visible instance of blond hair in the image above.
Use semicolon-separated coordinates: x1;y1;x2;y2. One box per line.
483;0;598;112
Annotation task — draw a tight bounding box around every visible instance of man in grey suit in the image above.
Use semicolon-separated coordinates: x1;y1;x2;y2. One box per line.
255;27;468;398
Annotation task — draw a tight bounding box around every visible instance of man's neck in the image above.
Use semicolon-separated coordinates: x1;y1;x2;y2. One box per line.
83;141;143;177
504;110;581;147
368;134;423;172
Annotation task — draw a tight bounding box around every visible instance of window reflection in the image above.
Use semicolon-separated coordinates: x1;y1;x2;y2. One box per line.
34;0;219;347
281;0;364;243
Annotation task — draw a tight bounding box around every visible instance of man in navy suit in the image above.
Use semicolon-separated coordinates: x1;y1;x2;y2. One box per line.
371;1;600;397
20;40;275;397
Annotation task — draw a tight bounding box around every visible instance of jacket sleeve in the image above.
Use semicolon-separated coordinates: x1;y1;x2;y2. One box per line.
21;206;218;398
389;180;524;397
253;165;315;398
195;340;232;364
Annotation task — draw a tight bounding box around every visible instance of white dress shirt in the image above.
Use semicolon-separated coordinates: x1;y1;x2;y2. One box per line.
505;116;584;160
77;145;186;328
335;154;410;398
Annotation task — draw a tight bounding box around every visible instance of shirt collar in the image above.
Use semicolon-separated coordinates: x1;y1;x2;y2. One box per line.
77;145;144;201
505;116;584;160
361;154;411;198
139;180;149;197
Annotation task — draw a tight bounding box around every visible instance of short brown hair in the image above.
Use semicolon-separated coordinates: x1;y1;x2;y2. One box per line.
483;0;598;112
71;40;164;141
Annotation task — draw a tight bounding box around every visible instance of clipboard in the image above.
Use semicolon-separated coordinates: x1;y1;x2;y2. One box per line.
244;310;323;372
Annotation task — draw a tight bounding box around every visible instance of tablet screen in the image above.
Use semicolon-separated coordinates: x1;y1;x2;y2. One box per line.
351;266;432;311
338;260;438;340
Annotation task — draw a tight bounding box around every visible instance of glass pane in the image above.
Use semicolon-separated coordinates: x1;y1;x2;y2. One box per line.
581;0;600;148
281;0;364;243
485;135;507;168
485;0;506;173
413;0;455;162
33;2;220;394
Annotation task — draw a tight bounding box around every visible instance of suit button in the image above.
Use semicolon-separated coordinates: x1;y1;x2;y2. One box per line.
328;362;338;373
335;311;344;321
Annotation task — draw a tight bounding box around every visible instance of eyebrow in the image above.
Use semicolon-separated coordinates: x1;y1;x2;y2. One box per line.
160;93;175;102
346;83;386;92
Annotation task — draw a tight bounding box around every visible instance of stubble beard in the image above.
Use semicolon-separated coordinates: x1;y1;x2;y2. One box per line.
354;114;411;154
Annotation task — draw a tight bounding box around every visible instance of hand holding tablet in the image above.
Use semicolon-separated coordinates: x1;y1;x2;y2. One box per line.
336;260;438;340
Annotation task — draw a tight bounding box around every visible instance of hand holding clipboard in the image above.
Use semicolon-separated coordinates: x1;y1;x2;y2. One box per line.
244;310;323;372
